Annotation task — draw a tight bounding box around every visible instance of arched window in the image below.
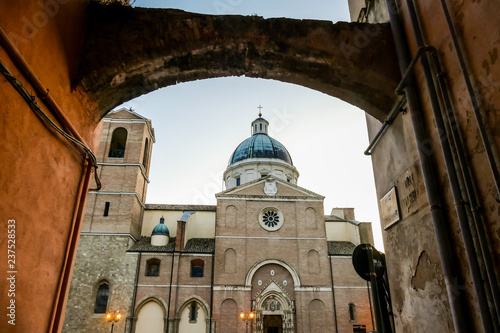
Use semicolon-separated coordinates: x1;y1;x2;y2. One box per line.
146;258;160;277
108;127;128;158
189;302;198;322
142;138;149;167
190;259;204;277
349;303;356;322
94;282;109;313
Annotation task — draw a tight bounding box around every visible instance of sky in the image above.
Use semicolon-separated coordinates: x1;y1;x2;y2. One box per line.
122;1;384;249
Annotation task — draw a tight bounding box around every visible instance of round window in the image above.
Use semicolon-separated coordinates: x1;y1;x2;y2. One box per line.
259;207;284;231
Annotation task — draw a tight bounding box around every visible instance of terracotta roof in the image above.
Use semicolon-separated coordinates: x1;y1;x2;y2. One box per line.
184;238;215;253
128;236;175;252
327;241;356;256
127;236;214;253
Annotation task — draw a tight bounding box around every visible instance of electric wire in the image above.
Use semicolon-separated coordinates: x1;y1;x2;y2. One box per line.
0;57;101;190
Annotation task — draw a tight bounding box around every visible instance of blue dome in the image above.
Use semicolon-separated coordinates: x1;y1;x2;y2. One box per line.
152;217;169;236
229;133;293;165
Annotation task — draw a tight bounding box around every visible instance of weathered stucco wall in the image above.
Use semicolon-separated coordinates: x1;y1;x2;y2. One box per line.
353;0;500;332
0;1;101;332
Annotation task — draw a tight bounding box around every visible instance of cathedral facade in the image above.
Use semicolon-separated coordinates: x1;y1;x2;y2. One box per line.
63;108;375;333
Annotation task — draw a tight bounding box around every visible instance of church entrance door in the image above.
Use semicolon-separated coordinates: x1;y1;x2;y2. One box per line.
264;315;282;333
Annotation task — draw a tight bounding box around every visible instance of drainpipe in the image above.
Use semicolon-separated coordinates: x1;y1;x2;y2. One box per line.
404;1;495;331
50;159;93;332
328;255;338;333
438;0;500;322
209;211;216;333
166;247;176;333
366;281;375;331
383;0;468;331
209;249;215;333
128;252;141;333
438;1;500;201
364;95;406;155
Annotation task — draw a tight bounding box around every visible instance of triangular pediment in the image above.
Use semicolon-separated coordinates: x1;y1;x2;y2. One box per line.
216;176;324;200
106;107;147;120
254;280;292;301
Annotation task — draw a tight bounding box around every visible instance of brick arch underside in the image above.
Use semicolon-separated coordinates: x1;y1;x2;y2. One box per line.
77;4;400;121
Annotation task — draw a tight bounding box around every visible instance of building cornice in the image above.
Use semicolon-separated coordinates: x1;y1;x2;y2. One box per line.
88;191;146;208
97;162;150;183
79;232;138;242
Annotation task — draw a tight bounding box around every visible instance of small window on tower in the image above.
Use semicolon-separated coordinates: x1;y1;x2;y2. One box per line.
349;303;356;322
236;177;241;186
260;123;262;130
104;202;110;216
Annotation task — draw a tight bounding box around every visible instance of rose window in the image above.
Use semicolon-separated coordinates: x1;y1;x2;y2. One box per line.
263;210;280;227
259;207;283;231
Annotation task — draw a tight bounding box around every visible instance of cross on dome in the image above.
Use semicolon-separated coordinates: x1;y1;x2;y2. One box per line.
251;108;269;135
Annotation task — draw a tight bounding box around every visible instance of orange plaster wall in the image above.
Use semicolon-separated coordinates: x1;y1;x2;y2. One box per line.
0;1;101;332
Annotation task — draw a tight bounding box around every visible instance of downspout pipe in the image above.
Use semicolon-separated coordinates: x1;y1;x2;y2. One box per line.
364;95;407;155
209;249;215;333
383;1;468;331
405;1;495;330
209;211;217;333
49;159;92;333
128;252;141;333
166;246;176;333
328;254;339;333
438;0;500;322
438;0;500;202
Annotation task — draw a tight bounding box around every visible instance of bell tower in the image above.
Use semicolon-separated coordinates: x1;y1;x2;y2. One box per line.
81;107;155;239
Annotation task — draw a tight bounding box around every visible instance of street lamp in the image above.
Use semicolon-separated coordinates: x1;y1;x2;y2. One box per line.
239;311;255;333
106;310;122;333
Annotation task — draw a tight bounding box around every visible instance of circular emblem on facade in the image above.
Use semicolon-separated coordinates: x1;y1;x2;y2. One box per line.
264;178;278;196
283;280;287;286
270;270;275;276
259;207;284;231
258;280;262;286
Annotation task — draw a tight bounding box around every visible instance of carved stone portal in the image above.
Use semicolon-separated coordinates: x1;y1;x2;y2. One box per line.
254;281;295;333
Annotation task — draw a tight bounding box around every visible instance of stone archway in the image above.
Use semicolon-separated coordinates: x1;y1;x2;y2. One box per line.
249;262;297;333
77;3;400;121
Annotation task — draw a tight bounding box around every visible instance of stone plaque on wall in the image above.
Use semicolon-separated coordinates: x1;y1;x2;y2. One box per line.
380;187;400;229
396;161;428;219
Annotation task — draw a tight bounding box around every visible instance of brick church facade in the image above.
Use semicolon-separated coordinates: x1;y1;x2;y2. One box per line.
63;108;375;333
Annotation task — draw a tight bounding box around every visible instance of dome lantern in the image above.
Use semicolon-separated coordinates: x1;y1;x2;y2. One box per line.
251;108;269;135
151;216;170;246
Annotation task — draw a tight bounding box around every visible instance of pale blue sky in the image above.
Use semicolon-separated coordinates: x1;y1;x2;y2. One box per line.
122;1;383;249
